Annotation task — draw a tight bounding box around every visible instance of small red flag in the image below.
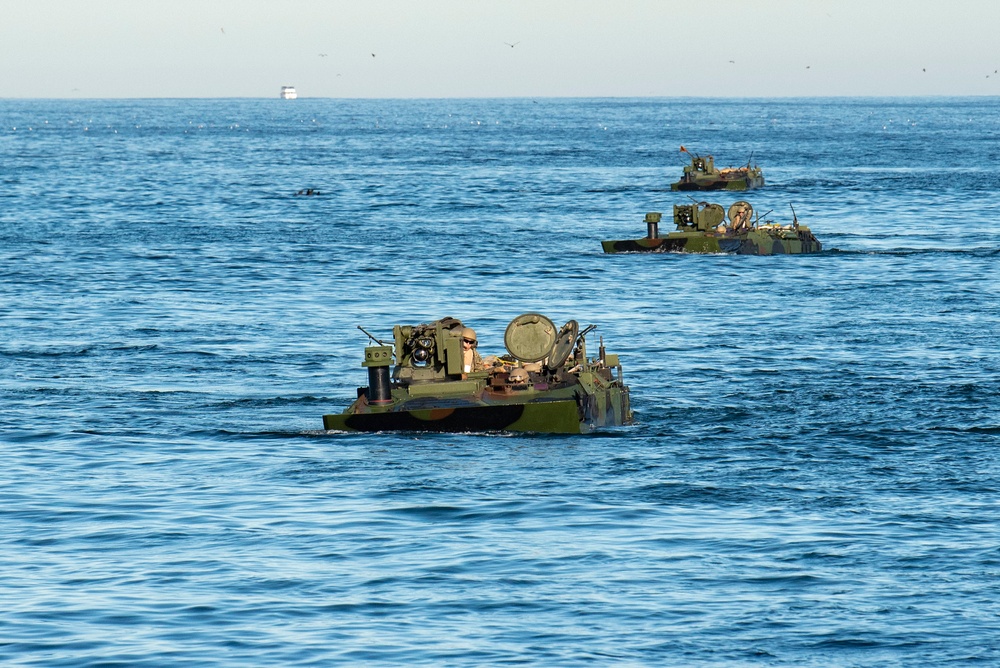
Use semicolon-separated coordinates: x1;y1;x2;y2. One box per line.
679;145;688;153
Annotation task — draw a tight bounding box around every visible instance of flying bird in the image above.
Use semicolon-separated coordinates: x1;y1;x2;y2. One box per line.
371;53;376;58
319;53;328;57
504;41;520;48
220;27;225;34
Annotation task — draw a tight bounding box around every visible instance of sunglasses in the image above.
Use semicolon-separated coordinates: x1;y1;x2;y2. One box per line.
462;338;476;345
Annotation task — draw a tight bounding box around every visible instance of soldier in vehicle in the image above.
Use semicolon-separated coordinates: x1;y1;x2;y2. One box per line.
730;202;753;231
461;327;486;373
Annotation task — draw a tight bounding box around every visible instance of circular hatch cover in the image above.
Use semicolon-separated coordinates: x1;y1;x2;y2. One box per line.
700;203;726;228
504;313;557;363
547;320;579;369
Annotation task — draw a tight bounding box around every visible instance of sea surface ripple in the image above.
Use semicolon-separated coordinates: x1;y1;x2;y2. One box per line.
2;97;999;666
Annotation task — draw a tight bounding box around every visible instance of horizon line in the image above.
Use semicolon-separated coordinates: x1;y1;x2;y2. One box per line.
3;94;999;102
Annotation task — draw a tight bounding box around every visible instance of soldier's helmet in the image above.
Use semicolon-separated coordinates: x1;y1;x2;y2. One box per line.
461;327;478;346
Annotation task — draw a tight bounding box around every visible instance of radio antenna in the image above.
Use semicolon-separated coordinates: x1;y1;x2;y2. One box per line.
357;326;386;345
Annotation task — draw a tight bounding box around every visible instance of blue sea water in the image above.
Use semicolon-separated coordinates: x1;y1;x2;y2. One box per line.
2;96;999;666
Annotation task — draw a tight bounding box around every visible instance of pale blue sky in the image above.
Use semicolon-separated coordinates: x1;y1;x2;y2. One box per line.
3;0;999;98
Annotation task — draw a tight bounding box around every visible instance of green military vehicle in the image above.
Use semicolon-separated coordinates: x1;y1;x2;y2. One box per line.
671;147;764;191
323;313;633;434
602;200;822;255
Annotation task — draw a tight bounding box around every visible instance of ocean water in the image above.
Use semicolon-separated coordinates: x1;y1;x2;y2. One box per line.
2;96;999;666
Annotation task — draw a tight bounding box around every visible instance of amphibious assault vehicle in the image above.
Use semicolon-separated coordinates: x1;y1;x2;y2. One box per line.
671;148;764;191
323;313;633;434
602;201;822;255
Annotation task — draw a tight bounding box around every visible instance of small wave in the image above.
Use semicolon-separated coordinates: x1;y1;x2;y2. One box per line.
1;347;93;359
824;247;999;256
107;344;160;353
163;350;223;358
209;395;329;409
928;424;1000;435
210;429;331;440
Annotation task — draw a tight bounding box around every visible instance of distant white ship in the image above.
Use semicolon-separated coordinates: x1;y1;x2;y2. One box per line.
280;86;297;100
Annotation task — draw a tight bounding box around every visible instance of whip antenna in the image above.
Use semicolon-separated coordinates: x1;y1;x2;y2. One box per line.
357;326;386;346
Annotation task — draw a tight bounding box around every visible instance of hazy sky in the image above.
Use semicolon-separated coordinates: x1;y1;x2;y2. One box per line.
3;0;999;98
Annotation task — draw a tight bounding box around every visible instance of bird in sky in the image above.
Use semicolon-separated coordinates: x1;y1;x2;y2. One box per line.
319;53;327;57
729;60;735;64
504;41;520;48
220;27;225;34
371;53;376;58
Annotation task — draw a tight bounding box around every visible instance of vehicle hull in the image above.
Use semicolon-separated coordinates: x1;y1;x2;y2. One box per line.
602;229;821;255
324;379;631;434
325;315;633;435
671;174;765;191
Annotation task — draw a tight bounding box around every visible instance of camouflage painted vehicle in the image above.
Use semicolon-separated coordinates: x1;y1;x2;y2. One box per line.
602;201;822;255
671;147;764;191
323;313;633;434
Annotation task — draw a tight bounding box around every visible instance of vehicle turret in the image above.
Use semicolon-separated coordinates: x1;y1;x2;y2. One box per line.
683;155;715;175
672;202;726;232
391;316;468;384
